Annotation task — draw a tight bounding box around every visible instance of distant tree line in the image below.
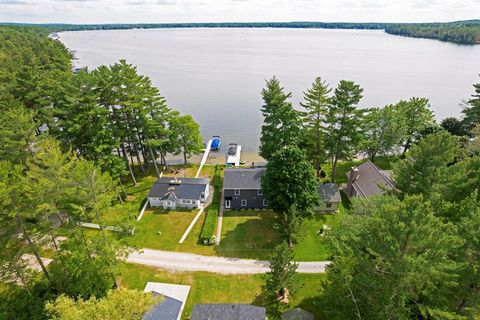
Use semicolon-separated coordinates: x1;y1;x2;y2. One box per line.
3;19;480;45
385;20;480;45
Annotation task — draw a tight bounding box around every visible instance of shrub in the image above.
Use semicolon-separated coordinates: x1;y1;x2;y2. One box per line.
200;206;218;245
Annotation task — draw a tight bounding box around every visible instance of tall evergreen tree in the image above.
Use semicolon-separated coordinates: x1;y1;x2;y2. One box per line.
322;195;462;320
259;77;302;160
324;80;364;181
301;77;331;178
168;113;203;164
393;131;458;198
461;77;480;131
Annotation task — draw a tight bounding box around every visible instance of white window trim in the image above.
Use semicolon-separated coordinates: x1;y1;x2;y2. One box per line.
241;199;247;206
235;189;240;195
257;189;263;195
263;199;268;206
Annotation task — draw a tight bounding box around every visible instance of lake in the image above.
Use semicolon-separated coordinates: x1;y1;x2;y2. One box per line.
59;28;480;153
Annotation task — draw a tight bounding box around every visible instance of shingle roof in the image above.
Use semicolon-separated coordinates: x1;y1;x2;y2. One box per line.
346;161;395;198
223;168;266;189
190;304;266;320
318;183;341;203
282;308;314;320
148;177;209;200
143;294;182;320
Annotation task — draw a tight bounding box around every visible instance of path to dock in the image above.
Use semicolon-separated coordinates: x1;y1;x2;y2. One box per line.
195;139;212;178
127;249;330;274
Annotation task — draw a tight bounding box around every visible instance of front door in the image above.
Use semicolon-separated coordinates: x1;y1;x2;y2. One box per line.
225;199;231;209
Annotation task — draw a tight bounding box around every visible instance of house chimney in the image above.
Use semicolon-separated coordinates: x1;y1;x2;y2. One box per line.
346;167;359;197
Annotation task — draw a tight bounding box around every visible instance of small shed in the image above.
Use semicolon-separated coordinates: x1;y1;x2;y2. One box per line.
316;183;341;213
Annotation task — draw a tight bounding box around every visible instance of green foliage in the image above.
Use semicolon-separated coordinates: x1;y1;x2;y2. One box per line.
441;117;469;137
263;242;298;318
49;235;120;300
200;206;218;245
45;288;158;320
363;104;406;161
301;77;331;177
395;97;435;155
262;146;319;216
322;195;462;319
169;113;203;164
462;77;480;131
259;77;303;160
393;131;458;198
324;80;364;181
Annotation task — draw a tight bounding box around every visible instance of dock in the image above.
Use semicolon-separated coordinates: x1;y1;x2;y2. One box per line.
226;145;242;167
195;139;213;178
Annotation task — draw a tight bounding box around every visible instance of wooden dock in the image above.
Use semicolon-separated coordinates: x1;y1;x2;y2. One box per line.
195;139;213;178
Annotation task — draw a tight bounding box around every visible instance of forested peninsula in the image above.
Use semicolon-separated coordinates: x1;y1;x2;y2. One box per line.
4;19;480;45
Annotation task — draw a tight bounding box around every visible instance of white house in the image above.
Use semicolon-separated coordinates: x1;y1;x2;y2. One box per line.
147;177;210;210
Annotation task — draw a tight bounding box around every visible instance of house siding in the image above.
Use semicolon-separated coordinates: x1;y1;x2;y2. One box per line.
224;189;268;210
148;198;201;210
315;202;340;213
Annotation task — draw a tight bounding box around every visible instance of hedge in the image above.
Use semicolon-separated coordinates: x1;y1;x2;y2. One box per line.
200;205;218;245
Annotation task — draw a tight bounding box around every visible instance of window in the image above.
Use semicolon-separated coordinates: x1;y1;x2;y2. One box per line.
263;199;268;206
257;189;263;195
235;189;240;195
326;202;332;208
241;199;247;206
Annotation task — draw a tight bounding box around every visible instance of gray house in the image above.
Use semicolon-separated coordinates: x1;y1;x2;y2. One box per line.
143;282;191;320
345;160;395;198
191;304;266;320
147;177;209;210
223;168;268;210
316;183;341;213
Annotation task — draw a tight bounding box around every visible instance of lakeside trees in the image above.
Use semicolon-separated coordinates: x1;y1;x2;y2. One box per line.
0;25;204;320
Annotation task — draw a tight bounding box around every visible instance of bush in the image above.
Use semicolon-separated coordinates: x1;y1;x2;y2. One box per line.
200;206;218;245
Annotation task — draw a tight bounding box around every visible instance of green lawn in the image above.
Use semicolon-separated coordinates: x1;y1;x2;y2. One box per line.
215;210;281;260
119;263;326;320
294;192;351;261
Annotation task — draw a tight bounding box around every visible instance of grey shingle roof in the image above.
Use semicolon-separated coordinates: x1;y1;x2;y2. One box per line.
148;177;209;200
223;168;266;190
143;294;182;320
346;161;394;198
282;308;314;320
190;304;266;320
318;183;341;203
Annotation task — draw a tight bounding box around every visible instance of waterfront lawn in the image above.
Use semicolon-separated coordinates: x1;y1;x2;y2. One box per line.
119;263;326;320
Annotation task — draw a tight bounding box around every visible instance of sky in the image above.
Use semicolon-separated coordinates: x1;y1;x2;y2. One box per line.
0;0;480;24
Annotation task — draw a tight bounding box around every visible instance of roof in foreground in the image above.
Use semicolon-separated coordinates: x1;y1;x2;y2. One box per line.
143;282;191;320
147;177;209;200
191;303;266;320
317;183;341;203
346;160;395;197
223;168;266;189
282;308;314;320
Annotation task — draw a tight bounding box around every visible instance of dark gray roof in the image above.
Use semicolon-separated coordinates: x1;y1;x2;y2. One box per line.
190;304;266;320
223;168;266;190
317;183;341;203
143;294;182;320
346;161;395;198
282;308;314;320
148;177;209;200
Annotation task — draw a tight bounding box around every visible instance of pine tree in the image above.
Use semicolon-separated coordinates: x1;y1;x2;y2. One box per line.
259;77;302;161
324;80;364;182
301;77;331;178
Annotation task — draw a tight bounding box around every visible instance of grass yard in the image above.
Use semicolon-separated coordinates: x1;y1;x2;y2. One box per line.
294;192;351;261
215;210;281;260
119;263;326;320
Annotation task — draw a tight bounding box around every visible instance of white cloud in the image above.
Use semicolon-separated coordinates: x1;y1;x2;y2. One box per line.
0;0;479;23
